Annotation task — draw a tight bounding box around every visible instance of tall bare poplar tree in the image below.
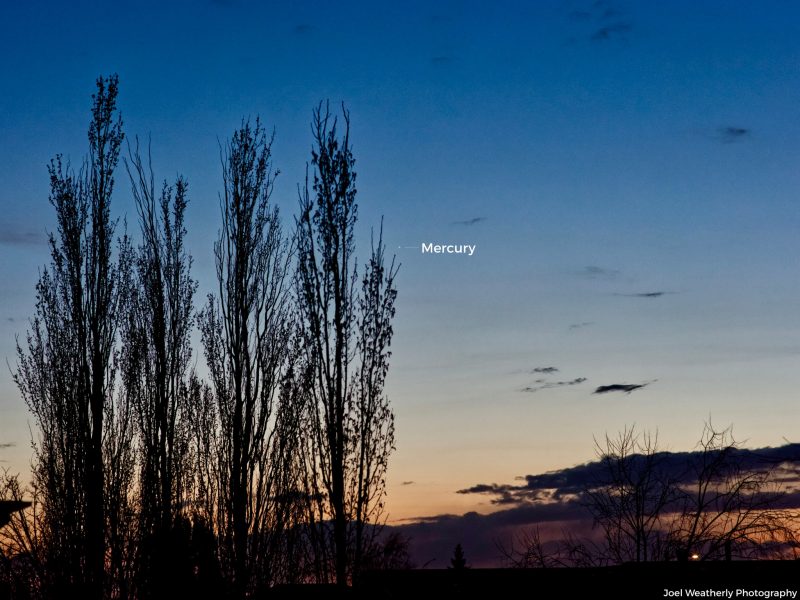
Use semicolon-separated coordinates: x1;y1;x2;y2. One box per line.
295;103;398;587
199;118;294;597
124;141;198;598
14;75;130;599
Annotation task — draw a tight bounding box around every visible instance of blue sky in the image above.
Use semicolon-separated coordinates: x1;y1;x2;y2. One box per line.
1;0;800;521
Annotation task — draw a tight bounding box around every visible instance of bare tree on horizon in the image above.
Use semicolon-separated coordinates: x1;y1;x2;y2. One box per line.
584;427;680;563
669;423;797;561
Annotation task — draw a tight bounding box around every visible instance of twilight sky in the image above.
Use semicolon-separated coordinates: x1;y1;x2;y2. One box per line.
1;0;800;528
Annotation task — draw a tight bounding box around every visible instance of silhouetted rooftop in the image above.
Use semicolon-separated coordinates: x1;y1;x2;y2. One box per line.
0;500;30;527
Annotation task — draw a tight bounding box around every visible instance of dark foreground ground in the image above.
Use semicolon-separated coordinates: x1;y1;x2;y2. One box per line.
272;562;800;599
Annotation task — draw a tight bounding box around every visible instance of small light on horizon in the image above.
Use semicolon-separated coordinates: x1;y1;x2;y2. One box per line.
690;554;700;560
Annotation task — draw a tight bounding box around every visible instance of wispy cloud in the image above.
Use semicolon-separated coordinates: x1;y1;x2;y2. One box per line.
567;1;633;43
451;216;485;226
717;126;751;144
522;377;587;393
0;224;46;246
520;367;588;393
579;266;620;280
570;4;621;22
591;21;632;41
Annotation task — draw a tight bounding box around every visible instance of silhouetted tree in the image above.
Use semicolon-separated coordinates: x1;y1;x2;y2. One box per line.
499;527;562;569
7;83;404;597
511;423;799;568
669;423;795;561
13;75;133;599
361;531;414;571
124;140;198;598
199;118;295;597
449;543;468;570
295;103;398;587
499;525;609;569
259;347;312;586
584;427;680;563
183;376;220;540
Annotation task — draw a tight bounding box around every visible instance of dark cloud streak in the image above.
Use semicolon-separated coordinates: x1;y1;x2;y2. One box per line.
615;291;674;298
451;216;485;226
593;383;648;394
718;126;751;143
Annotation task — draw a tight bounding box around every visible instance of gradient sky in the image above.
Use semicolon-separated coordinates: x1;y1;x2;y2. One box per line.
1;0;800;525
